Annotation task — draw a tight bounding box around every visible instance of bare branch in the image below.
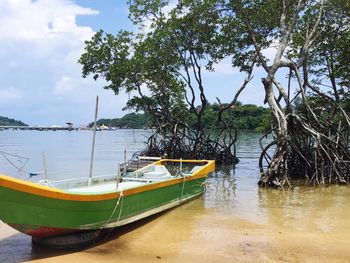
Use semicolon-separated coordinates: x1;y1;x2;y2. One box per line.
217;61;255;122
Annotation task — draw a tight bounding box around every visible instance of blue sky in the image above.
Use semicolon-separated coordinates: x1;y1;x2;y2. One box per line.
0;0;268;126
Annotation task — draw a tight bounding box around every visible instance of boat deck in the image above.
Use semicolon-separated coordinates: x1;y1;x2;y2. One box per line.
65;181;145;194
64;176;174;194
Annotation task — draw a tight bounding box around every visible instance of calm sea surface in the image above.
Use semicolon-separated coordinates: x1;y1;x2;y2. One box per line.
1;130;350;262
0;129;151;181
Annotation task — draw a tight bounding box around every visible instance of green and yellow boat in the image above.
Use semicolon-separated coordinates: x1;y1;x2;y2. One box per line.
0;159;214;240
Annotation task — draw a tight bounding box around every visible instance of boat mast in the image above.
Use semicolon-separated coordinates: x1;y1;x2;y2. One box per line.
88;95;99;187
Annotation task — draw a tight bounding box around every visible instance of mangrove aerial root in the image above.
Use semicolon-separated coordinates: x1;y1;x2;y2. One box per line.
139;127;238;165
258;112;350;188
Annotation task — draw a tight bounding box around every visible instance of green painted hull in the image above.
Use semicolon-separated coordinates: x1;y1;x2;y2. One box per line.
0;176;206;238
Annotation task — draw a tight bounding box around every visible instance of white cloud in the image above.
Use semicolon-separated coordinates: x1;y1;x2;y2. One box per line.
0;0;128;125
0;0;97;41
210;59;241;75
261;45;277;64
53;76;74;97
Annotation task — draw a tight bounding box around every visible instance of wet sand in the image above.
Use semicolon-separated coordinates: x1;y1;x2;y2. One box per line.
1;191;350;263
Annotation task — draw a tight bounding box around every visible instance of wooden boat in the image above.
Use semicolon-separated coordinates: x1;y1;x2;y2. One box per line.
0;159;214;240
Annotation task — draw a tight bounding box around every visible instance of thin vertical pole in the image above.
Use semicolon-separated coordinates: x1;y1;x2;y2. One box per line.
116;161;120;189
180;158;183;174
42;152;48;183
89;95;99;187
124;149;127;176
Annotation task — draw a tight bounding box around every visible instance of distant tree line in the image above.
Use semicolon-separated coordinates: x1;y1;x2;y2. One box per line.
192;102;271;131
89;113;151;129
0;116;27;126
90;103;271;131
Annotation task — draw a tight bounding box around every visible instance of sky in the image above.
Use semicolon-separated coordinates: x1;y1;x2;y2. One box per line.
0;0;270;126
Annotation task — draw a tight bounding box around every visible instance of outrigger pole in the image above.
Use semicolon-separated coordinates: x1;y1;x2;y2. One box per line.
88;95;99;187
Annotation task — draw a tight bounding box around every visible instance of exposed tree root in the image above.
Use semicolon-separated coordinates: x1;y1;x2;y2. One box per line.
140;127;239;165
259;113;350;187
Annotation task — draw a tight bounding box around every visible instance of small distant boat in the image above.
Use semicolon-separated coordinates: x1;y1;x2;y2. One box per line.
0;159;214;240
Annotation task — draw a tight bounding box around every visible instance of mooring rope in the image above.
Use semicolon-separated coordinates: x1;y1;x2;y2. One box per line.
200;181;207;192
0;150;31;176
179;174;186;202
105;188;124;227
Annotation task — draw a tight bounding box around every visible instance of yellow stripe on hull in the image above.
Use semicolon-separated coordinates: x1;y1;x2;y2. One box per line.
0;159;215;202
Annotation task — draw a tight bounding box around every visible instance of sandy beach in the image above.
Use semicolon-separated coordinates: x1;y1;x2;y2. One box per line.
1;196;350;263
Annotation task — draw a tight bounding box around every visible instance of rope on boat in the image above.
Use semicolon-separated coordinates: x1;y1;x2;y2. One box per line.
179;174;186;203
200;181;207;192
105;189;124;226
0;150;32;176
179;158;187;202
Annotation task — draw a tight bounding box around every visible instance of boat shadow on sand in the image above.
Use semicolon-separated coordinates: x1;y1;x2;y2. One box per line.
0;212;166;263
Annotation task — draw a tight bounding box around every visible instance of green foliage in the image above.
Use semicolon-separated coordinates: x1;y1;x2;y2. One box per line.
79;0;349;169
180;103;271;131
79;30;134;94
90;103;270;131
0;116;27;126
231;104;271;130
89;113;151;129
79;27;189;133
308;1;349;85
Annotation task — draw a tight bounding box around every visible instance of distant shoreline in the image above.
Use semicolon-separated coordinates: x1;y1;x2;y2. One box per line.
0;127;260;132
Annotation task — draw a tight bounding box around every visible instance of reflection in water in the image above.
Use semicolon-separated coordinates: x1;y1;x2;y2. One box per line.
204;167;237;212
1;130;350;262
258;185;350;235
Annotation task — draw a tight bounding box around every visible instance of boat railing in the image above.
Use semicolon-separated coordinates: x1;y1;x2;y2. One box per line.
38;161;211;190
40;173;118;189
40;169;156;189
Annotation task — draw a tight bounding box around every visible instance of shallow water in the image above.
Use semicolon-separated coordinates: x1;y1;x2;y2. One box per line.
1;130;350;262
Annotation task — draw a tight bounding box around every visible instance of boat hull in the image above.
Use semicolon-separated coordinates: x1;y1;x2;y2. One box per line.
0;159;214;238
